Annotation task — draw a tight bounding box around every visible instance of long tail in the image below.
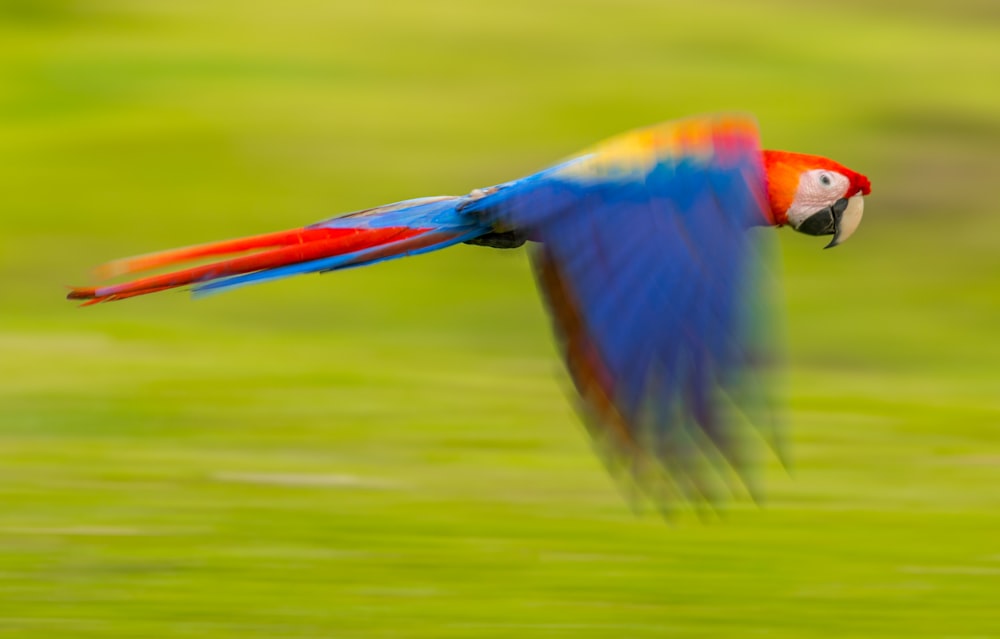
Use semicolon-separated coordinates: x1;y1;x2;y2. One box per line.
68;196;487;305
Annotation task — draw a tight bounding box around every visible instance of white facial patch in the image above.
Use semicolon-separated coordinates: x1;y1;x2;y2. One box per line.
786;169;851;229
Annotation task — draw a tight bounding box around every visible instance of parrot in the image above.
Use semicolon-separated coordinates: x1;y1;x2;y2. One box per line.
68;113;871;508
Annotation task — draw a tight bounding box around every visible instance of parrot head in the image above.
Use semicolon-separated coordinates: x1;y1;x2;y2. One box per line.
763;150;872;248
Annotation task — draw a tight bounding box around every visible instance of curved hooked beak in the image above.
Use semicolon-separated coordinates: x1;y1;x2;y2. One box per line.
794;194;865;249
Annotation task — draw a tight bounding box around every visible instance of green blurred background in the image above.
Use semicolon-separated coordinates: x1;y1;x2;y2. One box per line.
2;1;999;637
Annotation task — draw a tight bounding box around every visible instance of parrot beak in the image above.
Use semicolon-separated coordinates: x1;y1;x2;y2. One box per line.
794;194;865;249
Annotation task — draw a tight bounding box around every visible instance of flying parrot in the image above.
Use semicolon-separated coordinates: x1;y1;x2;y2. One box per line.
68;114;871;508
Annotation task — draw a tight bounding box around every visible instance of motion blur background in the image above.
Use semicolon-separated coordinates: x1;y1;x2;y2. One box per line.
2;1;998;636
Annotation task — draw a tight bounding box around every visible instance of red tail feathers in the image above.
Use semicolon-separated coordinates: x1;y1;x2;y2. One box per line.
67;226;426;305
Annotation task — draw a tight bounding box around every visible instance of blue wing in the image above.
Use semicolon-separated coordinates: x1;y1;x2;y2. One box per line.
462;114;784;509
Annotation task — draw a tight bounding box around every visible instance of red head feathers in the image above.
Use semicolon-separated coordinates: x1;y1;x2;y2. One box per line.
763;150;871;226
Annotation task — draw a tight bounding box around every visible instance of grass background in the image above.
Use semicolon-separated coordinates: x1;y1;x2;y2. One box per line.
2;1;999;636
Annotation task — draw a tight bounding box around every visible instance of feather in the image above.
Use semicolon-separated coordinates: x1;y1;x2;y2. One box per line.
461;114;783;507
68;197;488;304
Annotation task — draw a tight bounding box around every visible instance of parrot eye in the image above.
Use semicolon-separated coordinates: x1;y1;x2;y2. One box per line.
819;172;833;187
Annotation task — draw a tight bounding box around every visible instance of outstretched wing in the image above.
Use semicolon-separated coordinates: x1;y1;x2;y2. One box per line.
463;114;784;510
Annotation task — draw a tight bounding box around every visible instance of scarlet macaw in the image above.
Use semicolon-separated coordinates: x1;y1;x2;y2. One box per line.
69;114;871;506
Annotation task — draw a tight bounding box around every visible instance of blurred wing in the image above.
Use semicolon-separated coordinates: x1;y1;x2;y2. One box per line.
466;115;784;509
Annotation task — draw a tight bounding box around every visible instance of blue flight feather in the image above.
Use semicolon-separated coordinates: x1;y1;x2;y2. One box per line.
459;114;782;506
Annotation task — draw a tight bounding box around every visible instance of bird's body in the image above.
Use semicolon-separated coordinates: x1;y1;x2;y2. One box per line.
69;114;871;507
